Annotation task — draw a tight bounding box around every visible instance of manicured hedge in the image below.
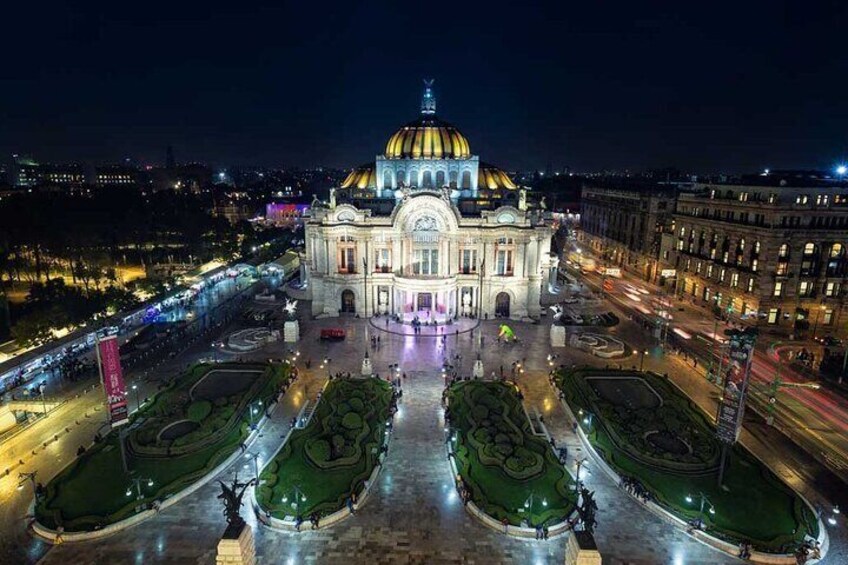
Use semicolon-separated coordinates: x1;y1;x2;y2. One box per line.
447;380;576;527
256;378;392;519
556;367;819;553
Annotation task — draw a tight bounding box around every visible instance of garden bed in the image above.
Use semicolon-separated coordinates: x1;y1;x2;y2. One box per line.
556;367;819;553
256;378;393;520
35;362;290;532
446;380;576;527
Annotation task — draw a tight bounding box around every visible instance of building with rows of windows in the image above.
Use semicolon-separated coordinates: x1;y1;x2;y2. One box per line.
303;82;555;320
659;175;848;336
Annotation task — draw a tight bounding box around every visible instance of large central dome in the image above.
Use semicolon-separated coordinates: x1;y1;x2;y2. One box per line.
384;116;471;160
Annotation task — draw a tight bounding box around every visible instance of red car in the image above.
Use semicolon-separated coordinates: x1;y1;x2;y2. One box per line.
320;328;346;341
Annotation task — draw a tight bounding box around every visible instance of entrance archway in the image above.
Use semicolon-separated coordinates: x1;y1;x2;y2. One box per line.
495;292;510;317
417;292;432;311
341;290;356;314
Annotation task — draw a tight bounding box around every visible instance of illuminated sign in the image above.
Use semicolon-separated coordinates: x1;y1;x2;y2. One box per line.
661;269;677;278
98;336;129;428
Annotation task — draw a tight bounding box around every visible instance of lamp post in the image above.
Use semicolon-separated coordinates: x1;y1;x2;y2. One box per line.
249;400;263;429
17;471;38;499
38;381;47;417
282;485;307;515
246;452;261;481
132;383;141;413
686;492;716;523
812;304;826;339
640;349;648;372
126;476;154;501
574;457;588;493
362;257;368;317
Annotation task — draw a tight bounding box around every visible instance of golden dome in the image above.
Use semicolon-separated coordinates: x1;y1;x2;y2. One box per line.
340;163;376;189
385;116;471;160
477;162;517;190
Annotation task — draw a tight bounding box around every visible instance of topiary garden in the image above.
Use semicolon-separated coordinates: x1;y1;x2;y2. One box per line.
446;380;576;527
35;362;291;532
556;367;819;553
256;378;392;520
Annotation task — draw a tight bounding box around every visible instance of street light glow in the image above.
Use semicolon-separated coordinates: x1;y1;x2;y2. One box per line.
836;165;847;176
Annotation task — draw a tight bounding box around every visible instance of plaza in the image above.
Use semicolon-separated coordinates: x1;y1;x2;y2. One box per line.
21;308;844;564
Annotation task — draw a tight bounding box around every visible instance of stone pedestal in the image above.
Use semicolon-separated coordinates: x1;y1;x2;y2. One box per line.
472;358;484;379
564;530;601;565
283;320;299;343
216;522;255;565
550;325;566;347
361;354;373;377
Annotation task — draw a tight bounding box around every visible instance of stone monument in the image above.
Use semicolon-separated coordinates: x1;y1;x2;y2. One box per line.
361;350;373;377
283;298;300;343
472;352;484;379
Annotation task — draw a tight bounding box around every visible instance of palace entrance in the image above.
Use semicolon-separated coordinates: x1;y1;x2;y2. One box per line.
495;292;510;317
417;292;432;311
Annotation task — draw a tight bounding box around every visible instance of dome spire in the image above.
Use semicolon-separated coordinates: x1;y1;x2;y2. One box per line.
420;79;436;115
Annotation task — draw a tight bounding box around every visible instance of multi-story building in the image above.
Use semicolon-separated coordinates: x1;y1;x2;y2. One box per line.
578;181;676;281
11;155;40;187
660;173;848;336
304;82;555;320
94;165;138;187
41;163;86;187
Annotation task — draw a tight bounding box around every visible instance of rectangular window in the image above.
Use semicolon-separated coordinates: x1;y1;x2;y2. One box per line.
496;249;514;276
768;308;779;324
413;249;439;275
773;281;783;297
375;248;391;272
824;309;834;325
751;259;758;272
747;277;754;293
706;264;713;278
799;281;812;296
339;247;356;274
460;249;477;274
719;268;726;283
825;282;840;297
776;262;788;276
730;273;739;288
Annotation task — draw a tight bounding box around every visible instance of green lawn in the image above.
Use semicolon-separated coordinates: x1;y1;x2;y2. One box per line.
256;378;392;519
447;380;576;527
557;367;819;553
36;362;289;531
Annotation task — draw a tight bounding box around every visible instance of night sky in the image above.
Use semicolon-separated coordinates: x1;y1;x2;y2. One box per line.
2;1;846;173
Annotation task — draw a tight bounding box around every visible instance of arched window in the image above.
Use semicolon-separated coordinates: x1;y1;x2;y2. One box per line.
383;170;393;189
449;170;458;188
461;170;472;189
778;243;789;258
436;170;446;187
396;170;406;186
422;170;433;188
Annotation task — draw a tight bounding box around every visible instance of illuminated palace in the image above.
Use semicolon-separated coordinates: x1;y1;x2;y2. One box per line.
303;82;555;320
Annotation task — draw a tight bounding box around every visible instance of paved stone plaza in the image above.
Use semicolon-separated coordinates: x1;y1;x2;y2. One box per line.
34;315;756;564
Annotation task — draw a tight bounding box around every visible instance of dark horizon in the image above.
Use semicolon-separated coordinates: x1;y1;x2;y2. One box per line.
2;1;847;174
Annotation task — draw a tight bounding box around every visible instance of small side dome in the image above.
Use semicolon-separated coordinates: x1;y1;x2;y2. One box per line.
477;163;517;190
340;163;376;189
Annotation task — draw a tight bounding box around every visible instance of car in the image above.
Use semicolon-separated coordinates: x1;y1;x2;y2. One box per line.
320;328;346;341
815;335;842;347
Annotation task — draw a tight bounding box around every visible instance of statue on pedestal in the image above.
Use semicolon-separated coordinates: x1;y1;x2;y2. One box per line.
577;486;598;535
217;475;256;530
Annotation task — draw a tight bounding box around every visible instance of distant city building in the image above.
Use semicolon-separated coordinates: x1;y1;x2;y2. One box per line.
578;181;676;281
266;202;308;224
12;155;40;187
659;172;848;336
94;165;138;187
41;163;86;187
304;82;555;320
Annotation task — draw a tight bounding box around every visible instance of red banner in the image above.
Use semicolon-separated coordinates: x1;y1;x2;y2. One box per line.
98;336;129;427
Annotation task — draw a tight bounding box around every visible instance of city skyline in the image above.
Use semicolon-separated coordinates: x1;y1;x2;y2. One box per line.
2;1;847;173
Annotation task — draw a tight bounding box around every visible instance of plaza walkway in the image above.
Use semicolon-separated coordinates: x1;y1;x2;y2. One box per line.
36;317;751;564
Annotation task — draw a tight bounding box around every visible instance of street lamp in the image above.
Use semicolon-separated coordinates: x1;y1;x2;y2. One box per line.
640;349;648;372
17;471;38;499
246;452;261;481
812;304;826;339
836;165;847;178
574;457;588;493
282;485;307;515
686;492;716;522
127;476;154;501
132;383;141;413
